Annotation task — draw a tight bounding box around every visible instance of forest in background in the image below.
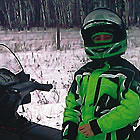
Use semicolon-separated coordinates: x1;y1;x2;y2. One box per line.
0;0;140;30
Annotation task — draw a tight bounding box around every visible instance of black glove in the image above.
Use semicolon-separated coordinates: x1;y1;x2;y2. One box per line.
62;121;79;140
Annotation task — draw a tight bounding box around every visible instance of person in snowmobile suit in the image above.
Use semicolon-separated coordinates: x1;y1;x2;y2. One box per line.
62;8;140;140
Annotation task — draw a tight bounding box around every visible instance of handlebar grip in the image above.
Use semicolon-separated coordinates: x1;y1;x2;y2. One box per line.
35;83;53;91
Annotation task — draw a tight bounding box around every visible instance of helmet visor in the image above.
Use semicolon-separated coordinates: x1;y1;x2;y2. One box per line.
83;8;122;28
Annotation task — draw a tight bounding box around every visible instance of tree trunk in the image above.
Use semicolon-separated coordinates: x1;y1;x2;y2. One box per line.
24;1;30;30
4;0;12;29
40;0;46;30
18;0;23;30
28;0;35;28
125;0;129;28
79;0;85;24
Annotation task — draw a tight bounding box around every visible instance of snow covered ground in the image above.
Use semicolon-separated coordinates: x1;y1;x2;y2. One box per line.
0;27;140;130
17;47;87;130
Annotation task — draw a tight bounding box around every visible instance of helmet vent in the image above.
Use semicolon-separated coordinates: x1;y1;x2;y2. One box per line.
109;45;122;54
92;48;109;53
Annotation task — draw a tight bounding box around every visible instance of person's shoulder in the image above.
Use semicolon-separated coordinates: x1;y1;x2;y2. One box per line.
120;57;140;74
110;57;140;81
74;61;95;76
110;57;140;73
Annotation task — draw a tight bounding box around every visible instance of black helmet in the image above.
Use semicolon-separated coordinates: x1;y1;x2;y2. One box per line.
81;8;127;60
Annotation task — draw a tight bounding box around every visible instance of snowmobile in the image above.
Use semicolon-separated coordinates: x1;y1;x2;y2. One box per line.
0;44;62;140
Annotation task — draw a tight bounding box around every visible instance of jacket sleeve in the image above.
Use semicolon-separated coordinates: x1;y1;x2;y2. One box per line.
89;79;140;136
62;78;81;140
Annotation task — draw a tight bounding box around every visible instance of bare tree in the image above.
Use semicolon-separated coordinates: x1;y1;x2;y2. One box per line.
0;0;138;30
3;0;12;29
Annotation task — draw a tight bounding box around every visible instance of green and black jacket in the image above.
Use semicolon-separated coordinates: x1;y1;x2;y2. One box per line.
62;57;140;140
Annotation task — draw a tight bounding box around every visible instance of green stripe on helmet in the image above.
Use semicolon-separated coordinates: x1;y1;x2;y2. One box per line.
85;39;127;59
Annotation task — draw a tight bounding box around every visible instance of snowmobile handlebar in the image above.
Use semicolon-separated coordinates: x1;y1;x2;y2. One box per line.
0;80;53;114
0;81;53;100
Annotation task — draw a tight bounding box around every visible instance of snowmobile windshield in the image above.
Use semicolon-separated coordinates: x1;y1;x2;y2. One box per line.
0;44;23;74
